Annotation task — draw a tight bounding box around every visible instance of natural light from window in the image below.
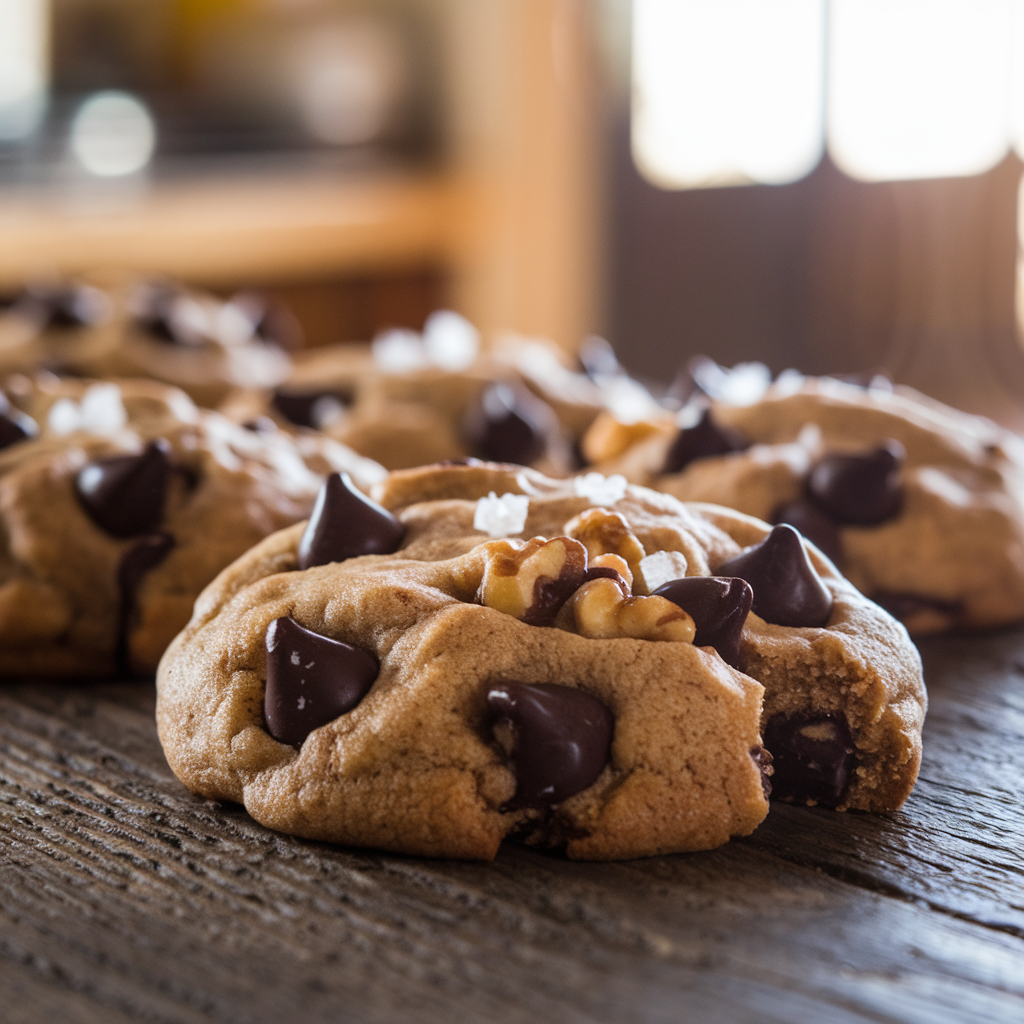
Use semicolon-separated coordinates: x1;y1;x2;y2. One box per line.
829;0;1014;182
0;0;47;141
634;0;1024;189
632;0;825;189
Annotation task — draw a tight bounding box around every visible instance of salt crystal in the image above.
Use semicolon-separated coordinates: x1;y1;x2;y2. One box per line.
773;368;805;397
691;358;771;406
573;472;627;505
372;328;426;373
423;310;479;371
47;398;82;435
473;491;529;538
79;383;127;434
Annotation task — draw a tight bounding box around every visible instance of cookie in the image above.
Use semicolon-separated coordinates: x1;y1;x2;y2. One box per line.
70;281;294;408
0;375;384;677
0;282;117;376
226;315;649;473
589;375;1024;635
156;462;924;861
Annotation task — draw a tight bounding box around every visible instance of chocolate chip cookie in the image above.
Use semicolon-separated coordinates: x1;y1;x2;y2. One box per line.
0;281;117;376
156;462;924;861
70;281;294;408
0;375;384;677
589;376;1024;635
225;318;637;473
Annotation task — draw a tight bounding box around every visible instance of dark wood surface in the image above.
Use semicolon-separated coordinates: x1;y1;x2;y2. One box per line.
2;628;1022;1024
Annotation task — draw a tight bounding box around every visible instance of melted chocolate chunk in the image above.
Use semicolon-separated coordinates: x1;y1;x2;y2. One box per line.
76;439;172;539
297;472;405;570
116;532;175;672
230;291;303;350
771;499;844;565
0;394;37;450
716;524;833;628
663;407;748;474
486;681;614;808
762;712;855;807
133;284;181;343
243;416;278;434
806;441;905;526
26;284;106;331
749;745;774;799
462;383;550;466
272;389;351;429
652;576;753;669
264;617;378;746
872;591;961;624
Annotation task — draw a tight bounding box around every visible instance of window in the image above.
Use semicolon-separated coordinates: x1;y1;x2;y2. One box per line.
634;0;1024;188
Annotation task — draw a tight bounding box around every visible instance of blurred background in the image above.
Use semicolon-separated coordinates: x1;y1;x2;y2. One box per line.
3;0;1024;421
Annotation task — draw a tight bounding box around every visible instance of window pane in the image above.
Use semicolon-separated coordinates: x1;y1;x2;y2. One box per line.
0;0;47;141
632;0;825;189
828;0;1013;182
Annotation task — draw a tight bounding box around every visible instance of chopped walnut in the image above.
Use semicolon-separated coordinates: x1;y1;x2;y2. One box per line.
571;577;695;643
564;507;646;584
478;536;589;626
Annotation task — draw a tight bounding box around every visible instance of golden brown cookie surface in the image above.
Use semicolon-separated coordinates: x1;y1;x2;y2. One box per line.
591;378;1024;634
0;376;383;677
157;463;924;861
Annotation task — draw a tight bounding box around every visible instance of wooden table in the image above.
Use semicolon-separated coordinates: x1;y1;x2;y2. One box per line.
1;627;1022;1023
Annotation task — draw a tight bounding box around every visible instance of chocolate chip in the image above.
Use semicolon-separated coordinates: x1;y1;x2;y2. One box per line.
716;524;833;628
871;591;961;624
749;745;774;799
0;394;37;451
771;499;843;565
133;285;181;343
25;284;107;331
652;576;753;669
229;291;303;351
762;712;855;807
462;383;551;466
116;532;175;673
486;681;613;808
297;472;405;570
242;416;278;434
806;441;905;526
76;439;172;539
264;616;378;746
272;389;350;429
663;407;748;474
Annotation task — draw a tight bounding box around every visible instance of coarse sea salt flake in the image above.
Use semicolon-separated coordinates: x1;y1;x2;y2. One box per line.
573;472;627;505
80;383;127;434
474;491;529;538
47;398;81;435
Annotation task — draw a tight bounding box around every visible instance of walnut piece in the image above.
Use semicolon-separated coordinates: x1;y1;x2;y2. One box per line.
581;411;669;463
478;536;589;626
564;507;646;583
571;577;696;643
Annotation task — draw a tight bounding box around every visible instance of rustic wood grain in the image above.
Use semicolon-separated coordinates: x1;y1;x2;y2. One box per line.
2;629;1023;1023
